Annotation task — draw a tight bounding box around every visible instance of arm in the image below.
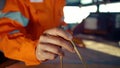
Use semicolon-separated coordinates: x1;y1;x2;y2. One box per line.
0;0;75;66
0;18;75;65
0;18;40;65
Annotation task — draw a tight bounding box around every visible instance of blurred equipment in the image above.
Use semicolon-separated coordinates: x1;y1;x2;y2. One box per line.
73;13;120;42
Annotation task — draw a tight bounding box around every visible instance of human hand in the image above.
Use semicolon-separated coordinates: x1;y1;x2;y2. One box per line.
36;28;75;62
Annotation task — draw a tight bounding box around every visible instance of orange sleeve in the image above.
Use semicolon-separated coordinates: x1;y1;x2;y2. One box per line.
55;0;67;26
0;18;40;65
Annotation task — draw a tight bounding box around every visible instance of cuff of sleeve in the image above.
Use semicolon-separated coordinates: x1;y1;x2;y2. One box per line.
20;40;41;66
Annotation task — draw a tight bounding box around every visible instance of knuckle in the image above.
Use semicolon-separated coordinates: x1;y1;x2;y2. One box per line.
40;35;50;43
37;44;44;50
36;53;45;61
39;35;45;41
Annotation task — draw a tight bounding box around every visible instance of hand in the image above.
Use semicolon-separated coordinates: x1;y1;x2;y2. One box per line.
36;28;75;62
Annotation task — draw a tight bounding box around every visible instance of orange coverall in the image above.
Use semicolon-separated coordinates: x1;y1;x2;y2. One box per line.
0;0;65;65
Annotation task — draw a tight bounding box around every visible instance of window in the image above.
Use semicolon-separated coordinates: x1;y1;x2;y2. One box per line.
64;5;97;23
99;2;120;12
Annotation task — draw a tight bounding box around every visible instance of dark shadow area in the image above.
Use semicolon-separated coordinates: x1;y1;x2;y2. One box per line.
43;46;120;65
78;48;120;65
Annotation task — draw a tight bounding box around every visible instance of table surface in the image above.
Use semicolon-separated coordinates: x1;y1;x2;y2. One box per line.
5;38;120;68
6;63;120;68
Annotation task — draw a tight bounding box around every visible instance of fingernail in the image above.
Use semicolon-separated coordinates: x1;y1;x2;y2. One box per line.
59;53;64;57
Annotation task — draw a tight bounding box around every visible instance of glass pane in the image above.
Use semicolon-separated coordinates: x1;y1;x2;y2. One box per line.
100;2;120;12
63;5;97;23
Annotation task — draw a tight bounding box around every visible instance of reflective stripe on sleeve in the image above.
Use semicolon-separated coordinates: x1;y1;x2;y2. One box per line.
0;12;29;27
9;30;20;35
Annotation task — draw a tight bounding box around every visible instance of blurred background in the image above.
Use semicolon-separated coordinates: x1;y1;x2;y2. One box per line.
64;0;120;42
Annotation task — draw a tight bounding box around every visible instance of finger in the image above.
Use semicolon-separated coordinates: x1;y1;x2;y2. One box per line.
43;28;73;40
40;43;64;56
36;46;57;61
39;35;75;53
39;51;57;60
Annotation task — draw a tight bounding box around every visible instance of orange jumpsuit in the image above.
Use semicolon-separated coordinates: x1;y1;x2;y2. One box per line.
0;0;66;65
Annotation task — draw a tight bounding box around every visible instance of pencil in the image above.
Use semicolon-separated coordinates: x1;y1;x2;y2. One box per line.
70;40;88;68
60;56;63;68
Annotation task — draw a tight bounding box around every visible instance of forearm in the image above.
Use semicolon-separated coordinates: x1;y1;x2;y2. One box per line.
0;34;40;65
0;18;40;65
